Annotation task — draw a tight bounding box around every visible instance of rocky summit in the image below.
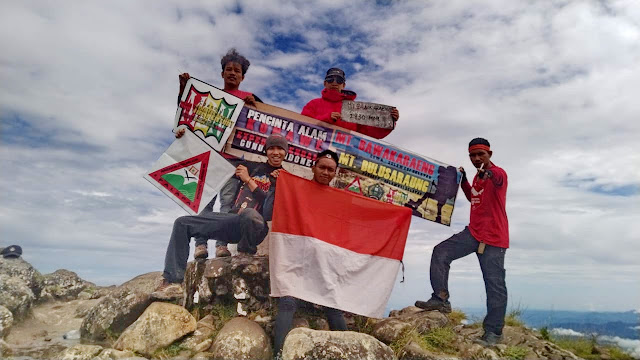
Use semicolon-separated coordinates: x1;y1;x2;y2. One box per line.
1;253;632;360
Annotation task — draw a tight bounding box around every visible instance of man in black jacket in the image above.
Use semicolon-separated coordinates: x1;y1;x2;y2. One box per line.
152;134;288;299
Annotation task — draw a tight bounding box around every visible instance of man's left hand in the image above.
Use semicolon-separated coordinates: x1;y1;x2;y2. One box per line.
270;169;281;178
244;95;257;107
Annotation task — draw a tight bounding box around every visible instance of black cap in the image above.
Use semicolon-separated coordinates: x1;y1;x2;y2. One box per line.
315;150;339;167
325;67;345;81
1;245;22;259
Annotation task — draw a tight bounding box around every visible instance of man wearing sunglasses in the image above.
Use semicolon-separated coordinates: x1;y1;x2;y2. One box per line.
301;68;399;139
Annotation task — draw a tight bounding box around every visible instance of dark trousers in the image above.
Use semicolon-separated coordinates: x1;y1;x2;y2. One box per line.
163;208;268;283
430;227;507;335
274;296;347;356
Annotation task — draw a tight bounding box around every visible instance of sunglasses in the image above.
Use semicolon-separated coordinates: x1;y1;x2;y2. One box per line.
325;76;345;84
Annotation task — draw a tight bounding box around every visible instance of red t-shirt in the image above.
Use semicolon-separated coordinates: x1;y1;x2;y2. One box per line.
461;163;509;248
226;89;253;100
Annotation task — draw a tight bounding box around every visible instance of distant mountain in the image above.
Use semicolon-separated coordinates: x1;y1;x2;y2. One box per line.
461;308;639;339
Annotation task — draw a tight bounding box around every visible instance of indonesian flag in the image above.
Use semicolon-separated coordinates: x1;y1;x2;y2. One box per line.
269;171;412;318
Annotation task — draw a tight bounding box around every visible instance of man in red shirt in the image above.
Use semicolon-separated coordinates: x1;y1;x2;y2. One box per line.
301;68;399;139
415;138;509;346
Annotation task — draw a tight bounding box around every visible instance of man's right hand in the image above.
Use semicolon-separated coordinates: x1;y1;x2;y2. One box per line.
175;128;186;138
179;72;190;95
330;112;342;122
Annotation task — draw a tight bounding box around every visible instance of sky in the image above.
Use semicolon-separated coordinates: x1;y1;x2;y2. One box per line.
1;0;639;313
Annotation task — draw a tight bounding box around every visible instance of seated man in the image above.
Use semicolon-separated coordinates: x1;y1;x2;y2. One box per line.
273;150;347;356
152;134;289;299
301;68;399;139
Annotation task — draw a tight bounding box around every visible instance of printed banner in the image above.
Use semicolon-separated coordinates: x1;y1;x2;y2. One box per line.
341;100;395;129
221;102;460;226
174;78;245;151
144;131;236;215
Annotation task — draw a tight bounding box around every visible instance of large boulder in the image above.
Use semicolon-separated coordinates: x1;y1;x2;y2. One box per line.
0;274;36;319
80;272;162;343
0;255;44;298
209;317;271;360
184;256;270;315
40;269;96;302
113;302;196;357
282;327;396;360
0;304;14;338
372;317;412;344
54;344;103;360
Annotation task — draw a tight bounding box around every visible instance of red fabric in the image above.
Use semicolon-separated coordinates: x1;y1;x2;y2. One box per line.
226;89;253;100
461;163;509;248
271;171;412;260
301;88;393;139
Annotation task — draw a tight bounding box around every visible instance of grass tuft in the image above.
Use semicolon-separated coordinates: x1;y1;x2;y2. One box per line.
448;309;467;324
503;345;528;360
154;343;188;360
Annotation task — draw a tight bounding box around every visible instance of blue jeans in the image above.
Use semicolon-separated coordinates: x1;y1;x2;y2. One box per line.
430;227;507;335
194;177;241;248
163;208;268;283
274;296;347;356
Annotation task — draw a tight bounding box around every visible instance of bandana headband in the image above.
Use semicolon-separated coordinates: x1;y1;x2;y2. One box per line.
469;144;490;153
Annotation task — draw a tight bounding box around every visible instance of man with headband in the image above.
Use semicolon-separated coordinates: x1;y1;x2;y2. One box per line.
415;138;509;346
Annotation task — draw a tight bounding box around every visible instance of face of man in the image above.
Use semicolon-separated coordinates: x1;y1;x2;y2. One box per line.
469;149;492;169
221;62;244;89
266;146;286;167
323;76;345;92
312;157;337;185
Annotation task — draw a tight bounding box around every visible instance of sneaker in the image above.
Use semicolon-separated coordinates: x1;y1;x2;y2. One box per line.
215;245;231;258
194;244;208;260
150;279;184;301
473;331;502;346
414;297;452;313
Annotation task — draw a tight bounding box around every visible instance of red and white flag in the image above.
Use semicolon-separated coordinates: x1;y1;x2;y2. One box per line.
269;171;412;318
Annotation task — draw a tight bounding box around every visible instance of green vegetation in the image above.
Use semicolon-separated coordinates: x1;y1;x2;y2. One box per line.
208;302;237;340
539;326;551;341
388;328;418;357
552;336;634;360
388;326;458;357
504;307;525;327
448;309;467;324
154;343;188;360
351;315;375;335
503;345;528;360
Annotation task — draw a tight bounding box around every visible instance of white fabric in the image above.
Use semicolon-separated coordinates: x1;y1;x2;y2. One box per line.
269;232;400;318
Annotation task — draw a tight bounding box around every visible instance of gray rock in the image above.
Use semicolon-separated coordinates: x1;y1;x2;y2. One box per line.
399;340;442;360
192;351;215;360
210;317;271;360
396;309;449;334
113;302;196;357
80;272;162;343
0;305;13;338
181;314;216;352
372;318;412;344
1;338;12;358
0;255;44;298
281;327;396;360
40;269;96;302
0;273;36;319
93;348;142;359
54;344;103;360
74;300;97;318
63;329;81;340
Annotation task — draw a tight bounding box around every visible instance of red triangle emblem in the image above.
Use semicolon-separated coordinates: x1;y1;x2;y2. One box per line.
346;177;362;194
148;151;211;213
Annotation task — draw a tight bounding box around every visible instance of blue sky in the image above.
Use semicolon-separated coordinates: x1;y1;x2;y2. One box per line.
1;0;639;315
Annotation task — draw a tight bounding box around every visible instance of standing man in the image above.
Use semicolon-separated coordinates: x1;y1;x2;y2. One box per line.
177;48;262;259
301;68;399;139
152;134;289;300
272;149;348;357
414;138;509;346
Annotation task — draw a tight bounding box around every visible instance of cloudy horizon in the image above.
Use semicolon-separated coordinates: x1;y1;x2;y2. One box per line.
1;1;638;314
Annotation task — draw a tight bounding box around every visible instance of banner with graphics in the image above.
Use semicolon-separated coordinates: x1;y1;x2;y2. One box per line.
220;102;460;226
174;78;245;151
144;131;236;215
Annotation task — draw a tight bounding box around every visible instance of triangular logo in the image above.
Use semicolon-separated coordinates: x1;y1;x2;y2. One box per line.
347;177;362;194
148;151;211;212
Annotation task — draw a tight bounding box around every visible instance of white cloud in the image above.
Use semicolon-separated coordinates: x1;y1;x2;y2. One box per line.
551;328;584;337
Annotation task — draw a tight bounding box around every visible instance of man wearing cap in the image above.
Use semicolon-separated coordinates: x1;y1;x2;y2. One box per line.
415;138;509;346
301;68;399;139
152;134;289;299
273;149;348;357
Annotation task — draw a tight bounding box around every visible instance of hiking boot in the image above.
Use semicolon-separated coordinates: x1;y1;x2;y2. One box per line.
194;244;208;260
150;279;184;301
215;245;231;258
473;331;502;346
414;297;452;313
